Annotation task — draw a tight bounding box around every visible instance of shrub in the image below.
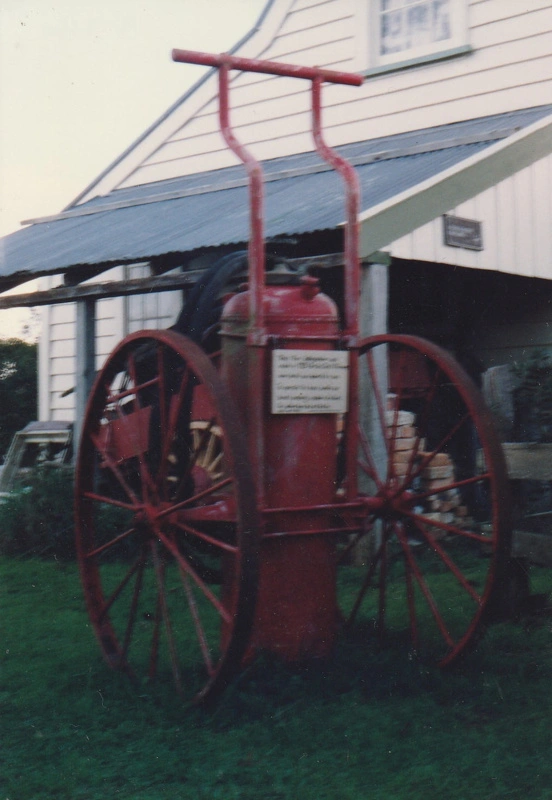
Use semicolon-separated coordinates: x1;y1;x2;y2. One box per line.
0;464;75;558
513;350;552;443
0;338;38;459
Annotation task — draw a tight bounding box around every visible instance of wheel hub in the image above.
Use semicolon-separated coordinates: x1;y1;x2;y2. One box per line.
377;487;417;521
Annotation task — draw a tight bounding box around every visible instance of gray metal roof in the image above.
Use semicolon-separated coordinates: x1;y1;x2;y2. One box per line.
1;104;551;288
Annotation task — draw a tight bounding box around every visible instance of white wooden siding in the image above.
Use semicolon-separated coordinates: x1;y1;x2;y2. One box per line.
39;268;125;421
107;0;552;193
39;263;187;422
389;152;552;281
44;0;552;424
125;264;182;333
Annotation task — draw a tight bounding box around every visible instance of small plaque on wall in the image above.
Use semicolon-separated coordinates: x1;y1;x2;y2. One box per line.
443;215;483;251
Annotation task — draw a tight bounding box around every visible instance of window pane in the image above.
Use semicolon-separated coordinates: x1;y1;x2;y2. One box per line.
432;0;451;41
408;4;430;48
379;0;452;56
381;9;407;55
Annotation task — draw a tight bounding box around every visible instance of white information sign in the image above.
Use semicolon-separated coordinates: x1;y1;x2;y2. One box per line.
272;349;349;414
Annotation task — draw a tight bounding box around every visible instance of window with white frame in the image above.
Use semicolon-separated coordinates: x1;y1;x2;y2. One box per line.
361;0;468;70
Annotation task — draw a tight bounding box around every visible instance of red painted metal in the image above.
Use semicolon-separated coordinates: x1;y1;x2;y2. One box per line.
310;78;360;340
75;330;259;705
222;280;342;659
172;49;364;86
217;63;265;344
311;76;361;499
75;51;512;705
172;49;363;343
344;334;511;666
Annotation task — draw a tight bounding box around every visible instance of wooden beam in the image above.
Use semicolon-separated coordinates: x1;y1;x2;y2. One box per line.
503;443;552;481
0;271;205;309
0;253;345;309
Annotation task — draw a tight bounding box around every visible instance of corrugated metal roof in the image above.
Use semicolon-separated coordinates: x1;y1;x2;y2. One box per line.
1;105;551;286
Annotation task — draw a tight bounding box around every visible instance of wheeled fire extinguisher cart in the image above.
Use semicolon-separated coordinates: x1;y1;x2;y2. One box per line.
75;51;511;705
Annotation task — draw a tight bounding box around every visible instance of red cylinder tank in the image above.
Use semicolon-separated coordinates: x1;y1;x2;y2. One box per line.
221;277;344;661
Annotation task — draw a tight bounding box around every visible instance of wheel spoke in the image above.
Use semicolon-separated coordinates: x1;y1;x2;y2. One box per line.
394;524;455;649
155;526;232;624
157;345;168;445
156;476;233;519
83;491;137;512
86;526;137;559
400;412;471;491
120;553;146;666
208;451;224;479
173;519;237;554
413;472;491;504
404;509;490;544
125;353;157;498
151;542;182;694
387;347;408;482
106;375;159;405
346;534;386;627
409;516;482;604
157;366;192;487
90;431;141;506
98;556;142;623
173;418;219;502
179;570;214;676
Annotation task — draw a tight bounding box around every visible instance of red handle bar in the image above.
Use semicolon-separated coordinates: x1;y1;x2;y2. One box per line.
172;49;363;87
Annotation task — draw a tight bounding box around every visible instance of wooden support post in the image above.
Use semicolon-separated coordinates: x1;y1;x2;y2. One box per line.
74;299;96;456
356;256;389;562
359;257;390;489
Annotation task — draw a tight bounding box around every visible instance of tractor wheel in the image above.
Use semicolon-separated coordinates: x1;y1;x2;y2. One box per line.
75;330;259;705
338;334;511;667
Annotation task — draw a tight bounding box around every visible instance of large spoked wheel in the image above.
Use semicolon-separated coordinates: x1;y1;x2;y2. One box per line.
339;334;511;667
75;330;259;705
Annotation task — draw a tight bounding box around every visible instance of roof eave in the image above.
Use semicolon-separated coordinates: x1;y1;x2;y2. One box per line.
359;112;552;257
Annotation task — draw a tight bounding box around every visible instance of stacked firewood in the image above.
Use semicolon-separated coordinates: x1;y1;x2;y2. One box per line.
386;401;471;537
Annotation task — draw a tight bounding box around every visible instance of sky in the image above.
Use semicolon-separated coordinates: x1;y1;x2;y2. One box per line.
0;0;267;337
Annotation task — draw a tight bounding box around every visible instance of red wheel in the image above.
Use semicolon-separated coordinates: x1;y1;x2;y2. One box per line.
339;335;511;666
75;330;259;705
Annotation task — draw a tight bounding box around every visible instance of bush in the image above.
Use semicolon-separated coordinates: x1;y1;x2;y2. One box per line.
0;338;38;459
513;350;552;442
0;464;75;558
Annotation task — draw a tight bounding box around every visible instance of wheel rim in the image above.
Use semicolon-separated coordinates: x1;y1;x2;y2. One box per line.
75;330;258;704
339;334;511;666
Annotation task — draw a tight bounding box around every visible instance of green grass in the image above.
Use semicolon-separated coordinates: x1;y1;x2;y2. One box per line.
1;556;552;799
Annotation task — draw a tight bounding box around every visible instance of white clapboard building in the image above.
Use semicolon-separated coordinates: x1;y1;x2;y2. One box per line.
1;0;551;424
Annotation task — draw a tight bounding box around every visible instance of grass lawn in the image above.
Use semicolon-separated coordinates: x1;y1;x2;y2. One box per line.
1;555;551;799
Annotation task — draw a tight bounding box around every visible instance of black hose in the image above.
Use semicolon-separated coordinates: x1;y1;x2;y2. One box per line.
172;251;248;345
